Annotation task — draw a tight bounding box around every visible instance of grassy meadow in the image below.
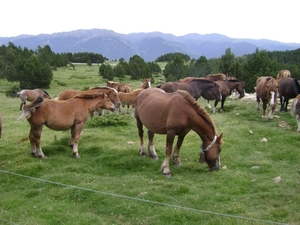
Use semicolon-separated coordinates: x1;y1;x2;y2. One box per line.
0;64;299;225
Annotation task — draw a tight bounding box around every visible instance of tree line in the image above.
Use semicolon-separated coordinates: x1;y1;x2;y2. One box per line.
1;42;300;93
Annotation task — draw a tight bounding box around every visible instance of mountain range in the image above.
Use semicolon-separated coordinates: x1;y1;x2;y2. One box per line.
1;29;300;62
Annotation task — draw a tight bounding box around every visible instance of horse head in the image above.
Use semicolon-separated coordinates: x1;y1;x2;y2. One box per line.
200;133;223;171
236;81;245;98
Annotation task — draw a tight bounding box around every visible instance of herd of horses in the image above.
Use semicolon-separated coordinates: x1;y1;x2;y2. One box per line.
4;69;299;177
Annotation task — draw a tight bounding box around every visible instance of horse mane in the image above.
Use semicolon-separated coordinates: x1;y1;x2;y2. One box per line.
73;93;106;99
176;90;217;134
90;86;118;93
40;89;51;98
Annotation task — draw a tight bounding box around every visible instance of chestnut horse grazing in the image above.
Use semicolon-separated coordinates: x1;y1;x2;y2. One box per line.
256;76;279;120
290;94;300;132
276;69;291;79
19;93;116;158
135;88;223;177
17;89;51;110
56;86;121;117
117;88;144;117
139;78;151;89
278;78;300;112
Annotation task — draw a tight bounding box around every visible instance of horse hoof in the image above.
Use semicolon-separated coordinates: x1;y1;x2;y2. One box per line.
162;172;171;178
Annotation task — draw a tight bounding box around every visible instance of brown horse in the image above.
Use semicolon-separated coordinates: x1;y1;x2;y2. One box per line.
276;69;291;79
278;78;300;112
19;93;116;158
107;81;133;112
0;115;2;138
106;81;133;93
207;79;245;112
135;88;223;177
157;79;219;100
17;89;51;110
117;88;144;117
139;78;152;89
290;94;300;132
56;86;121;117
256;76;279;120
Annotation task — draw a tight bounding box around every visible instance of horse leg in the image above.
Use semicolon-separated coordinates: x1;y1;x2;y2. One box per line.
279;96;284;112
147;130;158;160
29;126;46;158
256;98;260;111
173;135;186;167
296;114;300;132
136;116;146;156
220;96;226;112
161;131;176;177
284;97;288;112
213;100;219;113
70;124;83;158
206;100;212;109
131;106;135;118
20;101;26;110
70;123;84;158
262;102;267;118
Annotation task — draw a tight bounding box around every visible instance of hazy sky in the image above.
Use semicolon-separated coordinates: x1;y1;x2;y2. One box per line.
1;0;299;43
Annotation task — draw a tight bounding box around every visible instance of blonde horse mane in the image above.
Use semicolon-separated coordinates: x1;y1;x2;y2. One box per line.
90;86;118;93
176;90;218;135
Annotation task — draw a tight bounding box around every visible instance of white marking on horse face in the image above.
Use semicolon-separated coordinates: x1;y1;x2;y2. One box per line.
270;91;276;105
148;82;151;88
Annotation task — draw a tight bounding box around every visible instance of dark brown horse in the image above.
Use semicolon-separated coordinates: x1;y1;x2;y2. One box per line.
278;78;300;112
19;93;116;158
56;86;121;117
256;76;279;120
135;88;223;177
291;94;300;132
17;89;51;110
157;79;219;100
139;78;152;89
209;79;245;112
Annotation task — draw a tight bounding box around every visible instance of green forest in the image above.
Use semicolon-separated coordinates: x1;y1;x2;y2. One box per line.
1;42;300;93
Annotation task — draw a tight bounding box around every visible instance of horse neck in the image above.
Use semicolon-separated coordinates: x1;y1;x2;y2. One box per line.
189;111;216;145
83;96;106;112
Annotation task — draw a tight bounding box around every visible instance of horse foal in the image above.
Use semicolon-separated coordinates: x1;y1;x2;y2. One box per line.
19;93;115;158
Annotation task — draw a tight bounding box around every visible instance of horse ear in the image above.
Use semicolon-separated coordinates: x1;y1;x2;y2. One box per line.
218;133;223;144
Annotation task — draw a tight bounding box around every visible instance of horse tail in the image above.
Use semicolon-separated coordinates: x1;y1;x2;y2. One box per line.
18;97;44;120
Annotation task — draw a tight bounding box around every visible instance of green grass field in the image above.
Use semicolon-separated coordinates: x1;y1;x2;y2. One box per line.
0;64;299;225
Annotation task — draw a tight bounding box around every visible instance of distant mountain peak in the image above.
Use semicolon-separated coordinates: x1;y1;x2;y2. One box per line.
1;29;299;61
